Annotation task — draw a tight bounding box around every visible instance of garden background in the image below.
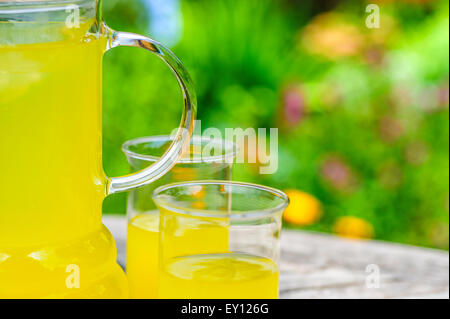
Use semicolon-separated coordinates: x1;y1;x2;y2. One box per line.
102;0;449;250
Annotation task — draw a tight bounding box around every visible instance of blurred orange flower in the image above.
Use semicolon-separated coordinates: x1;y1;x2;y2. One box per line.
333;216;374;239
283;190;322;226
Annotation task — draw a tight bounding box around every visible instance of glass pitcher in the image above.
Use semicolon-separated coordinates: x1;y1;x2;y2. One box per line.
0;0;196;298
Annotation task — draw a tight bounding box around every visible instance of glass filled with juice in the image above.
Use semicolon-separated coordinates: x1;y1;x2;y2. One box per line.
153;181;289;299
123;136;237;298
0;0;196;298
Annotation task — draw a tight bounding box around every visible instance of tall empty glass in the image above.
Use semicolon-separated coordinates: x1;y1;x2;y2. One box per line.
154;181;289;299
123;136;236;298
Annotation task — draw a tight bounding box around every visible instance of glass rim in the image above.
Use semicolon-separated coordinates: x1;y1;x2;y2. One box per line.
152;180;290;220
122;135;238;164
0;0;94;10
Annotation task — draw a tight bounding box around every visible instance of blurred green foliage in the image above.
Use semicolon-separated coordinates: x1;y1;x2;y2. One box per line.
102;0;449;249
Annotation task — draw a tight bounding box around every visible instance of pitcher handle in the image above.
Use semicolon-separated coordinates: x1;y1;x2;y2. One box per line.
103;25;196;195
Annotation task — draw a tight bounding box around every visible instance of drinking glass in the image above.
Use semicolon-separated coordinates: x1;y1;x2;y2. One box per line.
0;0;195;298
123;136;237;298
153;181;289;299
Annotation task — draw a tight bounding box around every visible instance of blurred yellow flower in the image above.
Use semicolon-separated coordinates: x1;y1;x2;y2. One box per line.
333;216;374;239
300;13;364;59
299;11;398;63
283;190;322;226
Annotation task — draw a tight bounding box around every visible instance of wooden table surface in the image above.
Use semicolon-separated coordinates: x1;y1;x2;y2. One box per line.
104;216;449;299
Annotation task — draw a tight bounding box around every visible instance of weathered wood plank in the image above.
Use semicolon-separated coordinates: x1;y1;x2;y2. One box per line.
279;230;449;299
104;215;449;299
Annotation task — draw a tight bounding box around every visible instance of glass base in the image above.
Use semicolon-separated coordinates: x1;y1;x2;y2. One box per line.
0;225;128;299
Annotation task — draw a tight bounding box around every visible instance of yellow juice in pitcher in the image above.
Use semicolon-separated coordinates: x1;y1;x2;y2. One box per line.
127;210;230;298
0;23;127;298
158;253;279;299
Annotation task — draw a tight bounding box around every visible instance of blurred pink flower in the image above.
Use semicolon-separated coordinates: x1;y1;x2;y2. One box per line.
280;85;306;127
416;81;449;113
438;82;449;108
321;155;358;192
363;46;386;66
